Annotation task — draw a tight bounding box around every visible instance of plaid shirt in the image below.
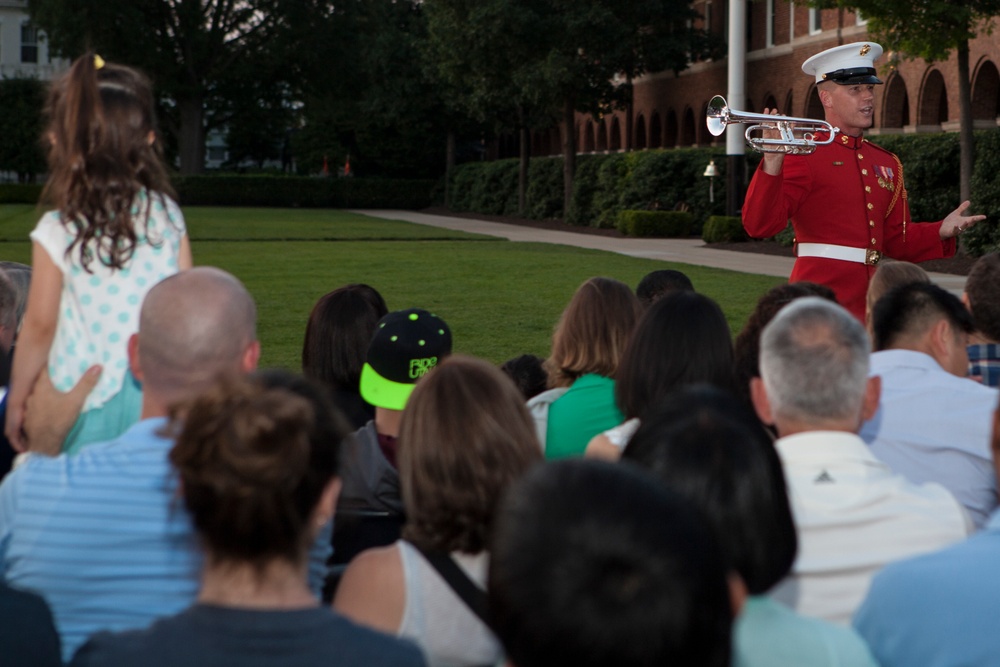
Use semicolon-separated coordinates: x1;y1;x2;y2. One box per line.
968;343;1000;388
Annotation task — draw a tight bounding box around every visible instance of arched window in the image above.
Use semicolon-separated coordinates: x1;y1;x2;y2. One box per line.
665;109;678;148
681;107;696;146
918;69;948;127
650;112;662;148
635;114;647;149
610;116;622;151
882;72;910;129
972;60;1000;126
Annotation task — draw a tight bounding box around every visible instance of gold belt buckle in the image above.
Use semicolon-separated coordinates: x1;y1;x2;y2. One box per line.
866;249;882;265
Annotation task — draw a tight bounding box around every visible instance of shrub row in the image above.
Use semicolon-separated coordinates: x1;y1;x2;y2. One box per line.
446;128;1000;255
617;210;693;237
173;176;436;209
0;184;43;204
0;177;437;210
449;149;730;232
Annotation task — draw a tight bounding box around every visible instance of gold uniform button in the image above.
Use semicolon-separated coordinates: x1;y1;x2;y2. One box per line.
865;186;872;193
867;203;874;210
870;220;875;227
858;154;864;160
871;237;877;245
862;169;868;176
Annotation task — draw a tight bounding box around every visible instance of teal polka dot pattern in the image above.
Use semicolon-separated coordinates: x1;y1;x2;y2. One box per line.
31;191;187;408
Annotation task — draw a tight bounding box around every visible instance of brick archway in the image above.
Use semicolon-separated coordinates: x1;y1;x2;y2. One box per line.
805;84;824;120
610;116;622;151
918;69;948;127
882;72;910;129
972;59;1000;124
650;111;662;148
583;120;595;152
681;107;696;146
665;109;678;148
635;114;647;149
596;119;608;151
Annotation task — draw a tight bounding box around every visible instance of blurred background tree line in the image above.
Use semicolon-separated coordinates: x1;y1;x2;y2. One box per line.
3;0;713;188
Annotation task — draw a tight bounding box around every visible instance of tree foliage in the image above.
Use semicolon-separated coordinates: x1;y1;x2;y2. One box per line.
0;77;47;182
425;0;718;216
29;0;293;174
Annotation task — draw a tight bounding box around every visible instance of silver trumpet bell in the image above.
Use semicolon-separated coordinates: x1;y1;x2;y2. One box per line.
706;95;838;155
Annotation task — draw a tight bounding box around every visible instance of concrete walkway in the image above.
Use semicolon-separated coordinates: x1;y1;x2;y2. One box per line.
358;209;967;294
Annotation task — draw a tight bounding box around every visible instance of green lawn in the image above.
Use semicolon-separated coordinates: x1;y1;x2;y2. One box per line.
0;205;783;369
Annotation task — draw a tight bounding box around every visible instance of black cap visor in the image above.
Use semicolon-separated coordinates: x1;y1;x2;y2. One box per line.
822;67;883;85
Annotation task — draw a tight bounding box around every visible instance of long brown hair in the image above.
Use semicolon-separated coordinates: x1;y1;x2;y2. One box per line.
545;277;641;388
42;52;175;272
399;356;542;554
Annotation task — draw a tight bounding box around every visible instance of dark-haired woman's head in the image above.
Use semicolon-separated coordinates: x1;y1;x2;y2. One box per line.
615;291;735;420
169;371;350;574
399;355;542;554
302;284;388;392
546;277;641;388
490;459;733;667
622;386;797;594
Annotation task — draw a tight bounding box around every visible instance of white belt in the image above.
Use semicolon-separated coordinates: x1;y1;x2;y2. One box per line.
797;243;881;266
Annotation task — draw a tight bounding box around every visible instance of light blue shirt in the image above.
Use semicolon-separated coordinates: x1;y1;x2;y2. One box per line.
860;349;998;528
0;418;332;661
854;510;1000;666
735;595;878;667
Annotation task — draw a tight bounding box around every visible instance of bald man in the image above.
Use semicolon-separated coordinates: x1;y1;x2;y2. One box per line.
0;268;332;661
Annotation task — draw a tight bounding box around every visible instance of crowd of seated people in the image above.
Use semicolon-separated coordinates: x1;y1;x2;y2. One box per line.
3;254;1000;666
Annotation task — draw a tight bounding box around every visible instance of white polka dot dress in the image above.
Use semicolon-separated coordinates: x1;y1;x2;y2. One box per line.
30;191;187;411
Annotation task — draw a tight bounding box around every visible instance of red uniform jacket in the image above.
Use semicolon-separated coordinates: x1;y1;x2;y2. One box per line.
742;133;955;320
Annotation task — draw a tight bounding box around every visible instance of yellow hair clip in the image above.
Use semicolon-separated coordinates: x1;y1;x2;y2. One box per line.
94;54;106;70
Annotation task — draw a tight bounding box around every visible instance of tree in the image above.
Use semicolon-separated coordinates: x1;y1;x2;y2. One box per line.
426;0;715;218
810;0;1000;201
29;0;293;174
425;0;557;215
0;77;47;182
287;0;456;178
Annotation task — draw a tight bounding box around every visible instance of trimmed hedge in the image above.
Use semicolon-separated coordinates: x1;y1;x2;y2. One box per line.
617;210;694;237
447;128;1000;255
173;175;435;209
0;184;42;204
702;215;747;243
966;130;1000;256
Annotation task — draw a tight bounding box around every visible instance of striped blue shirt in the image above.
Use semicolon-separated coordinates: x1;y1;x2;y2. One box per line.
0;418;332;661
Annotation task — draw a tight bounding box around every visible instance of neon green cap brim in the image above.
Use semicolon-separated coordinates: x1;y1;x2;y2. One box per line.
359;362;415;411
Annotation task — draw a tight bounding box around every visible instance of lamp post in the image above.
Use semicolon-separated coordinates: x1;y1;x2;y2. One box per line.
703;160;718;204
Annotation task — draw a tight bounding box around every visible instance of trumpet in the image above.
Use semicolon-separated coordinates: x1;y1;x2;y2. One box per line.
706;95;838;155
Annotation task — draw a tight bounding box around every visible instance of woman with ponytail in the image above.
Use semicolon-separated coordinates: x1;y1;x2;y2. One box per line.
5;53;191;454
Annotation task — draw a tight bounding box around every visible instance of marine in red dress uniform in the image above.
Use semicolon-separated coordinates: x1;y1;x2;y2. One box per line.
741;42;981;322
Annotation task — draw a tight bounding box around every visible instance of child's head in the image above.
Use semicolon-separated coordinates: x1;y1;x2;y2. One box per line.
43;52;174;271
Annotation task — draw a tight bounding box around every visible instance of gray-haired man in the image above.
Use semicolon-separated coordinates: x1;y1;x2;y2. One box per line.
751;297;969;625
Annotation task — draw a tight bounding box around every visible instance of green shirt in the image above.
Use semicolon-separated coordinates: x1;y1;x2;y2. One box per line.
545;374;623;459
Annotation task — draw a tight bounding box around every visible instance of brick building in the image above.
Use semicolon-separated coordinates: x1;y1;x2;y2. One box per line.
520;2;1000;158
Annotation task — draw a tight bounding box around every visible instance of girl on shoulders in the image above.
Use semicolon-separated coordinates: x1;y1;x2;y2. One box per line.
6;53;191;453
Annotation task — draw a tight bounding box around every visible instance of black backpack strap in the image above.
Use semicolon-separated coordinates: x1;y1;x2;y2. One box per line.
415;545;490;625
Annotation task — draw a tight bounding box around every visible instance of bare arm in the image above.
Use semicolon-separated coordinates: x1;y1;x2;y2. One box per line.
23;365;102;455
583;433;623;461
5;243;62;451
332;544;406;635
178;234;193;271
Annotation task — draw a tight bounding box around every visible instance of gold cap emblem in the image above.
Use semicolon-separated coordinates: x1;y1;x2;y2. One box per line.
860;44;871;56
